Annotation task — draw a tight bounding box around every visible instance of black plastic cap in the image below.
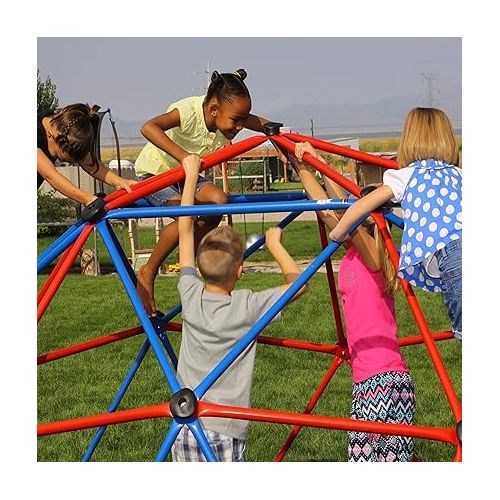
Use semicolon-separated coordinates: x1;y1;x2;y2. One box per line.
80;196;107;223
262;122;284;136
170;388;198;418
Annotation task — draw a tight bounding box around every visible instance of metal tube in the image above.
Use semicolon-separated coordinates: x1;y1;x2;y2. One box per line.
97;220;181;393
82;339;152;461
104;198;357;221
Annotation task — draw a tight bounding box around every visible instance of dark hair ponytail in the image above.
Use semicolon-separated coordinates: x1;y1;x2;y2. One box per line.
204;68;250;105
50;103;100;167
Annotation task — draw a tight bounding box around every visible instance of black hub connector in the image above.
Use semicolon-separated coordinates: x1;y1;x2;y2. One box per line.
262;122;283;136
170;388;198;418
456;420;462;443
80;194;107;223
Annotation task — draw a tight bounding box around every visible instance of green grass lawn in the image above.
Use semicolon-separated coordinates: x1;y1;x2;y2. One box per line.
37;259;461;462
37;219;352;270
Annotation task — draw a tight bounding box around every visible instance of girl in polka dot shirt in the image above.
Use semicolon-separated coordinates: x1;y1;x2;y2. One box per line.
330;107;462;340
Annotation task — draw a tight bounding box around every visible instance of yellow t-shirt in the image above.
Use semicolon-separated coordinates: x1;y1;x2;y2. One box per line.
134;95;227;176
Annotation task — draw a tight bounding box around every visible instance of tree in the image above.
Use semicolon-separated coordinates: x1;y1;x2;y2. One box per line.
37;69;59;112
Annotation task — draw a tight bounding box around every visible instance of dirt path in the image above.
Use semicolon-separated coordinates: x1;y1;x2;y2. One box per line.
243;259;340;274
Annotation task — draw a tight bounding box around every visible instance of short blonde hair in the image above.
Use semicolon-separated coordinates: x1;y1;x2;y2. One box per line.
398;107;459;168
196;226;244;286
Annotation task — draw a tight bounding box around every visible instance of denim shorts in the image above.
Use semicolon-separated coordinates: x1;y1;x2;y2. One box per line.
436;237;462;340
136;174;212;206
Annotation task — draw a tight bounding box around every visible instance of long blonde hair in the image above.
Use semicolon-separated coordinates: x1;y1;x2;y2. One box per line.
398;107;459;168
362;217;399;298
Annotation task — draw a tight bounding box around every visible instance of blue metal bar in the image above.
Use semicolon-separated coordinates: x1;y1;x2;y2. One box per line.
104;199;357;221
82;339;151;461
194;214;371;399
243;211;303;257
154;420;184;462
157;331;178;370
227;192;307;204
385;210;403;229
187;419;218;462
97;220;181;393
82;302;184;460
37;222;86;273
100;219;138;285
152;313;179;369
155;305;182;330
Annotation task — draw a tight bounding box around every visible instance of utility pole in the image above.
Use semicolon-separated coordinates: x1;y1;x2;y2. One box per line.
421;72;439;107
205;60;210;90
310;118;315;137
193;61;211;92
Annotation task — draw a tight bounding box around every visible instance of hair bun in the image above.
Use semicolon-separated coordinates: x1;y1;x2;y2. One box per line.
234;69;247;81
89;104;101;116
211;71;222;83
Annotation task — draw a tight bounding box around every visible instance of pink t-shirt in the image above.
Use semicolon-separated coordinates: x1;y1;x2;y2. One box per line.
338;246;409;383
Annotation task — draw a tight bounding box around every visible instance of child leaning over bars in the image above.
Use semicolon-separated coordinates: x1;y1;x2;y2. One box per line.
171;154;307;462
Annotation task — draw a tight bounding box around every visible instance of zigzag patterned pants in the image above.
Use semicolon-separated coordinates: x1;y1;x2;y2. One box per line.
348;371;415;462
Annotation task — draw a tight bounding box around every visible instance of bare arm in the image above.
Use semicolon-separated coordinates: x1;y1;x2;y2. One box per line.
178;155;201;269
329;185;395;242
37;149;96;205
293;142;382;272
141;109;191;163
80;154;137;192
265;227;307;301
242;113;269;132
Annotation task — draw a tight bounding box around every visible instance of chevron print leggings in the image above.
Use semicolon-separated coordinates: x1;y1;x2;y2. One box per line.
348;371;415;462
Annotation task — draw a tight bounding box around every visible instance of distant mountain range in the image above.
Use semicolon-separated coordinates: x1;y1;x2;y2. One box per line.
99;84;461;145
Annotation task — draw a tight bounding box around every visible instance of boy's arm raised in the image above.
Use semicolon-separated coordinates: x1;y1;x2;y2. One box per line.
178;155;201;269
265;227;307;302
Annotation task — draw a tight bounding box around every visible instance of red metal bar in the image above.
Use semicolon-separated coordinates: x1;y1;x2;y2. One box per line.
283;132;399;169
275;356;344;461
257;335;341;356
37;247;72;306
199;401;459;446
372;211;462;422
272;135;363;198
37;225;94;322
38;322;183;365
38;402;171;436
316;214;346;347
400;330;453;346
103;135;269;210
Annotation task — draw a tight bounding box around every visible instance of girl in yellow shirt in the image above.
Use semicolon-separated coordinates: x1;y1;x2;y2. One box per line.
135;69;280;316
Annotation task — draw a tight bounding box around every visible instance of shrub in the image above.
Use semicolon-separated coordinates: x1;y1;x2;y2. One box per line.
37;191;77;237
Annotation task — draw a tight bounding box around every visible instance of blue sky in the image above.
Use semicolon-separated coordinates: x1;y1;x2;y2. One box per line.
37;37;461;124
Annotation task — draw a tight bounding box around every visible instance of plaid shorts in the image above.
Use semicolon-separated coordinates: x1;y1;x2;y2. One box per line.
171;426;246;462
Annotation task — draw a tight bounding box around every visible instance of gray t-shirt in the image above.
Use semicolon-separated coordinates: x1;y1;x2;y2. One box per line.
177;267;283;439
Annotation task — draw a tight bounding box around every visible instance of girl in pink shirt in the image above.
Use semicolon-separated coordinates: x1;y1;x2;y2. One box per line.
291;142;415;462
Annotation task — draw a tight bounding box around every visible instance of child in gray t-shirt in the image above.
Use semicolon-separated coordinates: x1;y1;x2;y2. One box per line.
171;154;308;462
